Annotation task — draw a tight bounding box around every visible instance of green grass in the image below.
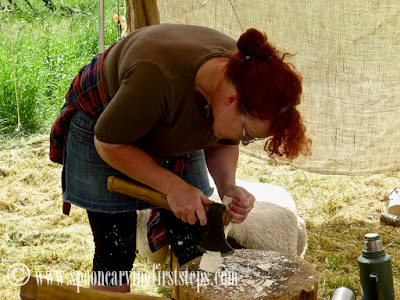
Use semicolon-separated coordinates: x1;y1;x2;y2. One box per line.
0;0;122;133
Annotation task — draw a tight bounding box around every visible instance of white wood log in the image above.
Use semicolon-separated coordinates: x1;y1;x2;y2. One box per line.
387;188;400;217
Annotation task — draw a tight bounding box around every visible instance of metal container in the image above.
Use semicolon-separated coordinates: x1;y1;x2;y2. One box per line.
358;233;394;300
363;232;384;253
331;286;355;300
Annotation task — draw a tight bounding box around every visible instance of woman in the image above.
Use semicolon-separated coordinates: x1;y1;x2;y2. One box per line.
50;24;310;292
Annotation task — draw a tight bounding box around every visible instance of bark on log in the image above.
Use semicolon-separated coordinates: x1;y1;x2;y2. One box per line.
173;249;318;300
381;212;400;227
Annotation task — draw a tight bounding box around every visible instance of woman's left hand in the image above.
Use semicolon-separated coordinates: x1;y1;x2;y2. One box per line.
220;185;255;223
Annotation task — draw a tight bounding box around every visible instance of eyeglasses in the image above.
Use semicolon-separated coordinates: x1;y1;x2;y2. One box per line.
241;103;265;144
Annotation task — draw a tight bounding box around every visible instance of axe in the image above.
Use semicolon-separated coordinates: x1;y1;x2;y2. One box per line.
107;176;234;256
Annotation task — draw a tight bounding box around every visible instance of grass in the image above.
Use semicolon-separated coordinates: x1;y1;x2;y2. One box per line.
0;133;399;299
238;154;400;298
0;0;122;134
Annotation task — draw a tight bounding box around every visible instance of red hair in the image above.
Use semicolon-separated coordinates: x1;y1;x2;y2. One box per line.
225;28;311;159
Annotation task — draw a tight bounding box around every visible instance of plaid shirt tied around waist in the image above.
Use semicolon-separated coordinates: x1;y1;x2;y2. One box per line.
49;44;115;165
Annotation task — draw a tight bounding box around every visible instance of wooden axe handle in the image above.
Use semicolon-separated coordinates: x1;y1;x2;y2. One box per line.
107;176;231;226
107;176;170;210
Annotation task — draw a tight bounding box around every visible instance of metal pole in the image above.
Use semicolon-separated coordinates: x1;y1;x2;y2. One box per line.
99;0;105;53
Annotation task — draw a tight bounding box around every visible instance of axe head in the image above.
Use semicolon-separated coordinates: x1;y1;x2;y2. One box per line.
197;203;234;256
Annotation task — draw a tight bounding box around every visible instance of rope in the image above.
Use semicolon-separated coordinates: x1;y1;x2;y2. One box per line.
196;0;244;33
4;0;21;131
228;0;244;32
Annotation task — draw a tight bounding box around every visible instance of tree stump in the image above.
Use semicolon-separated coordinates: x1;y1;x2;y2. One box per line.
173;249;317;300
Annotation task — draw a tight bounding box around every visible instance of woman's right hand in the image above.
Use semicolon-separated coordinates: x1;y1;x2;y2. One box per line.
165;182;213;226
94;138;213;225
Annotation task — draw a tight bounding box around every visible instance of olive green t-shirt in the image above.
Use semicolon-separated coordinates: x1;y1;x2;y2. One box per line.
94;23;238;156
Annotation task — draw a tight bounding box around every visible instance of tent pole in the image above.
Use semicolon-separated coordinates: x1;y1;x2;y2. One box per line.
99;0;105;53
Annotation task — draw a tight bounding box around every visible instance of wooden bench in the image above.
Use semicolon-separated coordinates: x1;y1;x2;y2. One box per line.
20;277;171;300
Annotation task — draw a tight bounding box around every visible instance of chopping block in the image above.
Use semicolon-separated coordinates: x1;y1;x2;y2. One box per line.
172;249;317;300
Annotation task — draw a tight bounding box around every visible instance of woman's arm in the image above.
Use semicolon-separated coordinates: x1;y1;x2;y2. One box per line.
94;136;212;225
204;143;255;223
204;144;238;192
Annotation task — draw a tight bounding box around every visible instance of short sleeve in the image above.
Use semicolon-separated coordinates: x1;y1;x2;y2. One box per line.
217;139;240;145
94;61;170;144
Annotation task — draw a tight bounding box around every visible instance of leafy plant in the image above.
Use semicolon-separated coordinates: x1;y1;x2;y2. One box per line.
0;0;121;133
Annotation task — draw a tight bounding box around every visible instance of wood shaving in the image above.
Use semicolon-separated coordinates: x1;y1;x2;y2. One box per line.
181;249;308;299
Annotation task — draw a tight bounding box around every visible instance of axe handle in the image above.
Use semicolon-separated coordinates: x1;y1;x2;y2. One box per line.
107;176;231;226
107;176;170;210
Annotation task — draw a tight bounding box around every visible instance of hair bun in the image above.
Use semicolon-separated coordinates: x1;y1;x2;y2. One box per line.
237;28;266;57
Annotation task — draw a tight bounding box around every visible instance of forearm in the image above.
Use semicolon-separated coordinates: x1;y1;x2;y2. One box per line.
204;143;239;196
94;136;184;195
205;143;255;223
94;136;213;225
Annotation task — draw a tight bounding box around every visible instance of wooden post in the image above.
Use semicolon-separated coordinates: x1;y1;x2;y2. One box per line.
123;0;160;36
98;0;105;53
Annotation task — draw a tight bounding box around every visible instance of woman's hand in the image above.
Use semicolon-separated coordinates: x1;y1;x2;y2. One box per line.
219;185;255;223
165;182;214;226
204;143;253;223
94;137;214;225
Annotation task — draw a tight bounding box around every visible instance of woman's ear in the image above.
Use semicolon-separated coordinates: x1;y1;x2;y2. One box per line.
224;92;239;106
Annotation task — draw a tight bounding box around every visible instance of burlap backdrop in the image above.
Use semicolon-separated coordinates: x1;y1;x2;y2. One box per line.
128;0;400;175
